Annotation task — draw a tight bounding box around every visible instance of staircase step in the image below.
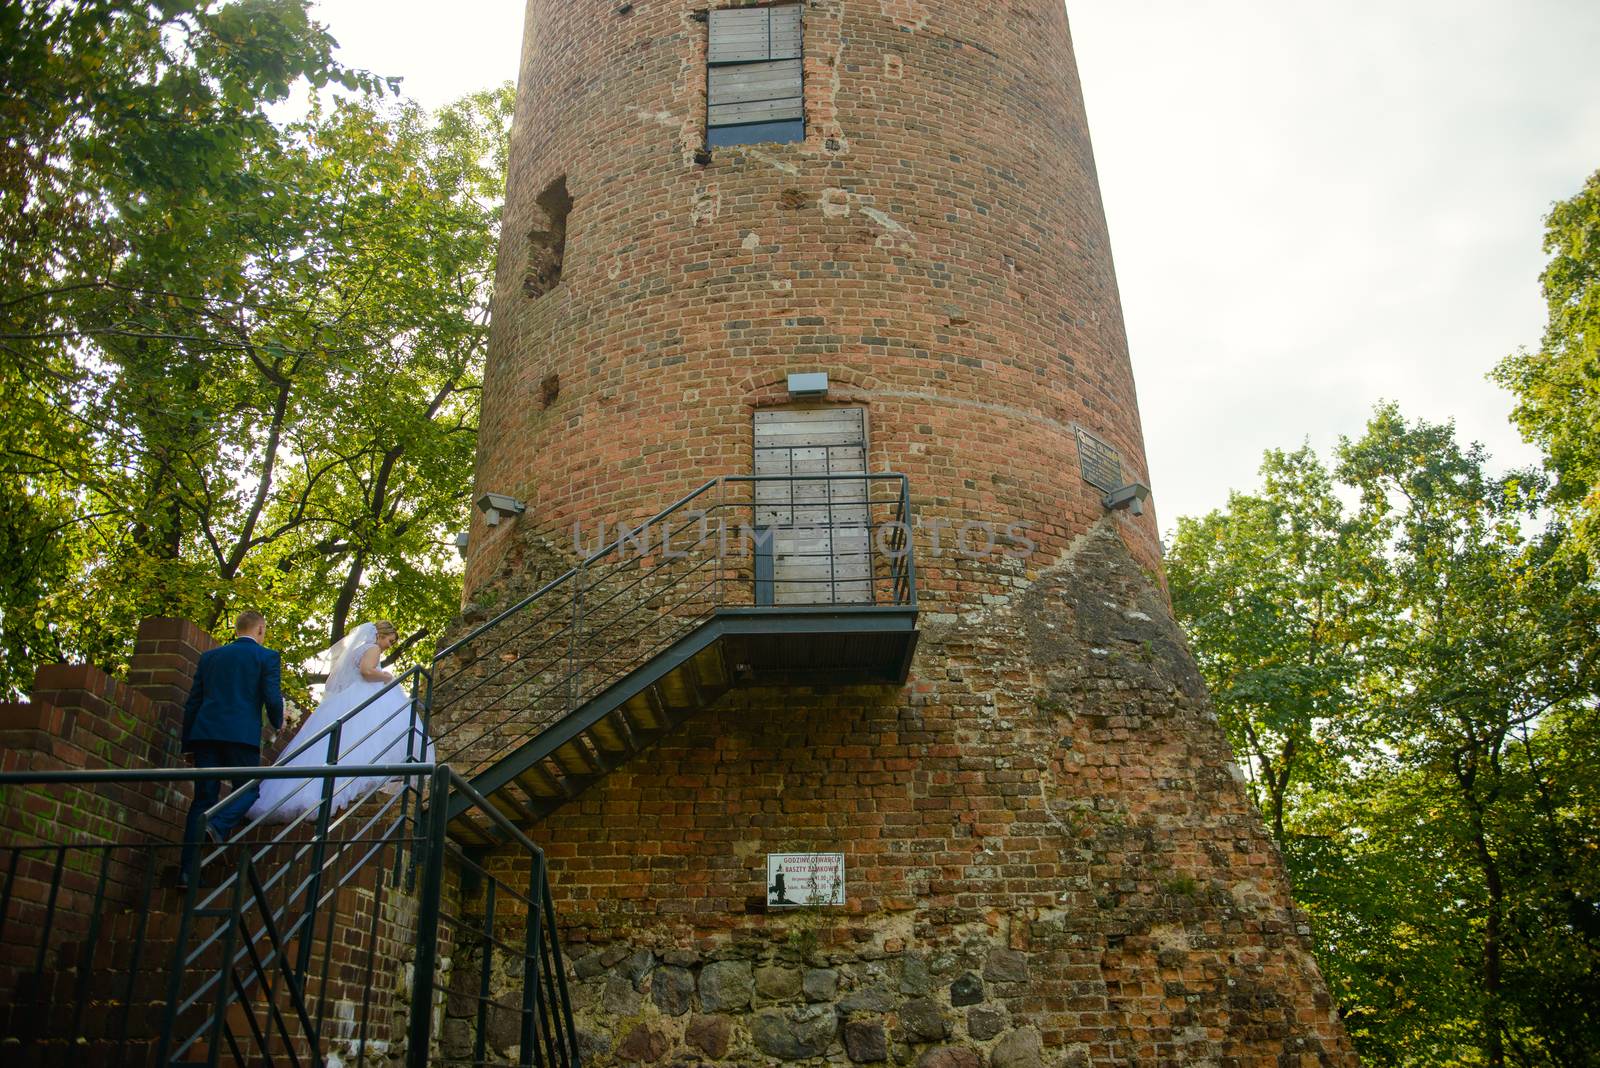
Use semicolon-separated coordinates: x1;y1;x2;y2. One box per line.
552;738;600;777
6;1036;160;1068
456;671;734;829
514;768;562;803
486;787;538;827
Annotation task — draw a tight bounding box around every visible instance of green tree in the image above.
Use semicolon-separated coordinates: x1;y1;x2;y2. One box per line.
1339;406;1599;1065
1168;445;1382;842
2;0;381;690
5;87;511;691
1;0;513;693
1494;169;1600;560
1171;407;1600;1066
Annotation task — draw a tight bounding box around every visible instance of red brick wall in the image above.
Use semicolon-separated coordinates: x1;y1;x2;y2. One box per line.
465;0;1161;605
0;619;218;1052
467;526;1358;1066
0;617;216;846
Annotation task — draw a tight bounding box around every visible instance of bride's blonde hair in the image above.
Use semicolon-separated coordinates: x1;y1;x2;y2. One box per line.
374;620;399;641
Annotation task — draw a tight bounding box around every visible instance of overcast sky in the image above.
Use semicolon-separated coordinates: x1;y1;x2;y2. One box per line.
307;0;1600;530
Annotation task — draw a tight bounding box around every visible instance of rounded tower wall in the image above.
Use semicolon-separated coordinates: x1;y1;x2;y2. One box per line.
468;0;1158;603
448;6;1359;1065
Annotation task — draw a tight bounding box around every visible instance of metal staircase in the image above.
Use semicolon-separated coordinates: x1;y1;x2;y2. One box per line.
0;762;581;1067
424;472;919;843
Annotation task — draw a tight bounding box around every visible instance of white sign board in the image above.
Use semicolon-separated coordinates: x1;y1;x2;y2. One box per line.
766;853;845;908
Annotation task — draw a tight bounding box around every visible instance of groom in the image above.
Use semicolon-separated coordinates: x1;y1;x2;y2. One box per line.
178;609;285;885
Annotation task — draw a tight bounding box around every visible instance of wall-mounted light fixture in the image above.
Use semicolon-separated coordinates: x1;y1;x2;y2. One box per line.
787;372;829;399
476;492;527;527
453;532;471;559
1102;482;1152;517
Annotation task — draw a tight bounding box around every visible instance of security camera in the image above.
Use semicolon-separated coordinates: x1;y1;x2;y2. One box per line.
1102;482;1152;517
453;532;470;559
476;492;527;527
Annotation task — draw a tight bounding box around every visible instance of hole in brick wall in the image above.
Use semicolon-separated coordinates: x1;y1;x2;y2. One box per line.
523;176;572;299
539;373;560;408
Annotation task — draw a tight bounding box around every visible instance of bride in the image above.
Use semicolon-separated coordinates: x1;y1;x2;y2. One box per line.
248;621;432;824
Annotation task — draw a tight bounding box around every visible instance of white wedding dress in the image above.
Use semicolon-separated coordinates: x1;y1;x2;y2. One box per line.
247;623;432;824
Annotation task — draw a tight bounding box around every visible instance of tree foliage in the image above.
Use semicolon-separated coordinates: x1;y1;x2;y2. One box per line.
1171;407;1600;1066
1;0;512;695
1167;446;1383;841
1495;169;1600;561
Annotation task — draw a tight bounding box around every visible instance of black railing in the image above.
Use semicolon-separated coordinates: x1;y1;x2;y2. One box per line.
0;764;578;1067
428;472;917;778
421;769;579;1068
184;476;912;831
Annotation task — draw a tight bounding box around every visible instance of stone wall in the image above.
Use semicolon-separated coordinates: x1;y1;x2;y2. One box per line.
461;522;1356;1066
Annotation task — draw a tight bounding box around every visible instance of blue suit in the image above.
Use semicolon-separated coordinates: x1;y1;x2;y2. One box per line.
179;637;286;879
182;637;285;749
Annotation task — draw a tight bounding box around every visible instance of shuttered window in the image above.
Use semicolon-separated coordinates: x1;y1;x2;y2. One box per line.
753;409;873;606
707;5;804;147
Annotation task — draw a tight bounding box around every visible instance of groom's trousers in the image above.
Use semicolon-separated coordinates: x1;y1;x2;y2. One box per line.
180;742;261;880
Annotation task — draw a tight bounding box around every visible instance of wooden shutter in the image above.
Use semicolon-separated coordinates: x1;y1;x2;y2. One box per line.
708;66;805;126
769;5;802;60
708;8;774;64
707;5;804;132
754;409;873;606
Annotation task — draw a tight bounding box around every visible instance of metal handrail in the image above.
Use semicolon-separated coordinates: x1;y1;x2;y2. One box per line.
0;763;429;787
434;472;914;658
201;663;429;830
0;762;578;1067
271;664;430;767
432;477;727;663
419;472;917;778
237;473;915;789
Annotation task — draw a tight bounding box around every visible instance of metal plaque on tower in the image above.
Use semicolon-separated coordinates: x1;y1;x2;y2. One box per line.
1075;428;1124;493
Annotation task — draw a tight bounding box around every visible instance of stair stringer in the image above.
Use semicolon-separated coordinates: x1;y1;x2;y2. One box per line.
451;607;919;830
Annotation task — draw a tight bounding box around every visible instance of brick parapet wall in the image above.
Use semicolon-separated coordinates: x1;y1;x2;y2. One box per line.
124;616;217;722
0;618;216;844
0;618;219;959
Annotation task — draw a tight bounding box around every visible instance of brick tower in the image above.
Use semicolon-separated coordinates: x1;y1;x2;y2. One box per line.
454;1;1358;1065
